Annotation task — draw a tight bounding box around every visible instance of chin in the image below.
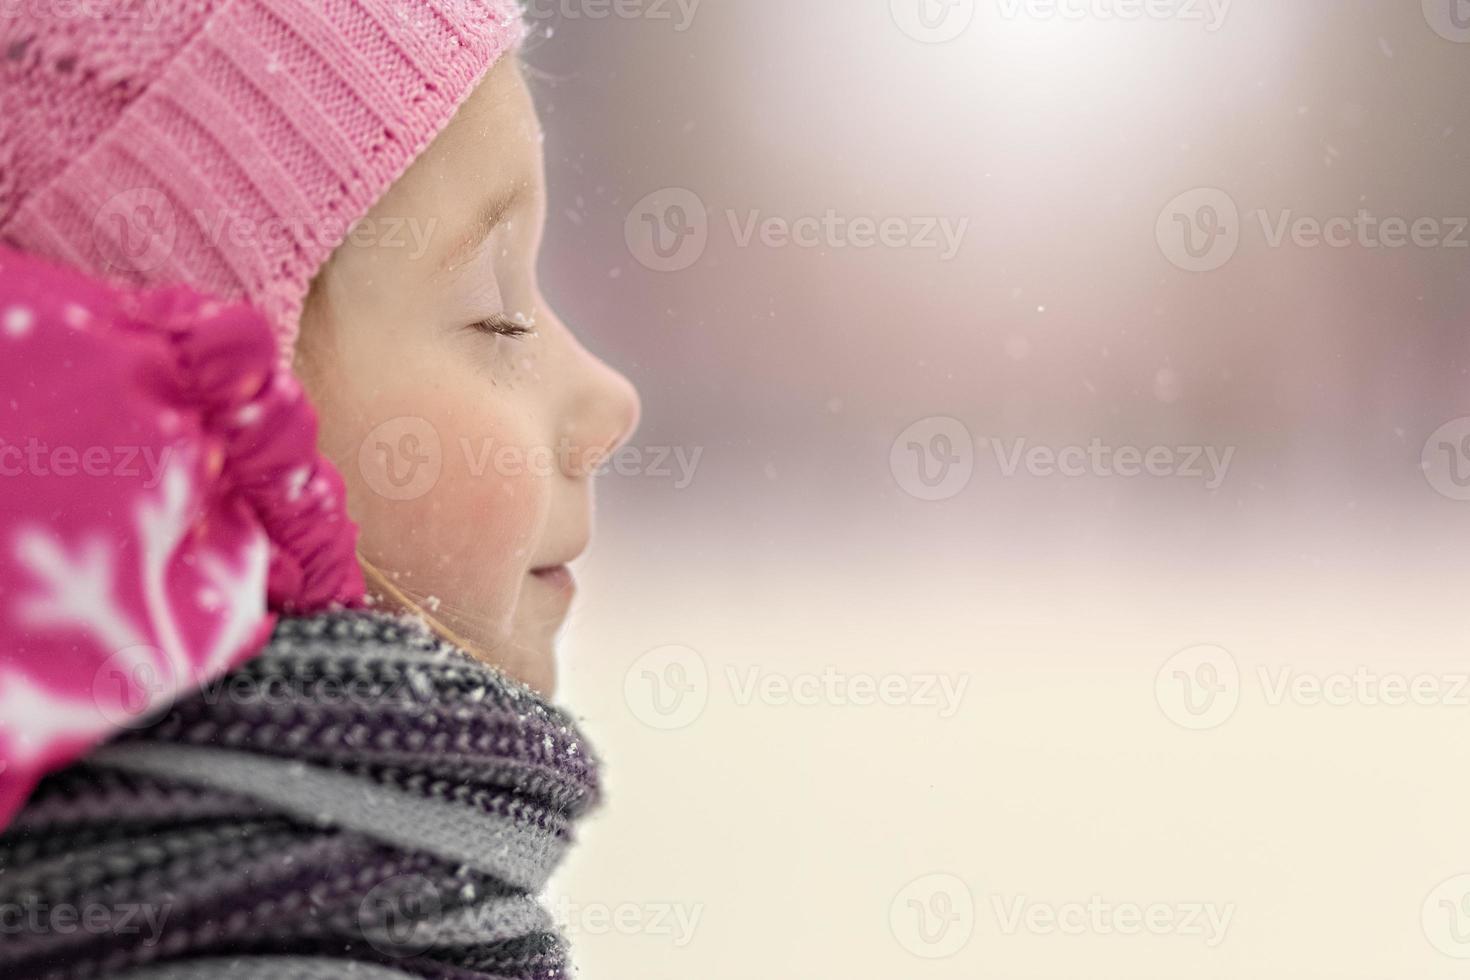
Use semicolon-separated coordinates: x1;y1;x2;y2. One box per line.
448;622;559;697
493;637;559;696
433;576;571;696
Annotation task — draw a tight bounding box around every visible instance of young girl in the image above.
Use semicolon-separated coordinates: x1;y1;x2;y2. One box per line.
0;2;637;977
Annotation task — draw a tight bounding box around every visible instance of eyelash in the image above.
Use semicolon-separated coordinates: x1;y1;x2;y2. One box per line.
469;315;536;340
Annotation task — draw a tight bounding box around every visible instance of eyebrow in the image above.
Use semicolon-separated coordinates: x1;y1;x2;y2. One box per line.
438;184;525;275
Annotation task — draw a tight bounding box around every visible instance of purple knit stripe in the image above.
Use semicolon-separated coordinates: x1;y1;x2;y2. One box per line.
15;822;324;901
10;775;255;832
136;721;600;808
0;830;353;966
6;828;554;974
356;753;598;811
8;837;523;979
343;766;578;839
223;648;570;721
149;698;600;784
2;612;599;979
139;734;598;833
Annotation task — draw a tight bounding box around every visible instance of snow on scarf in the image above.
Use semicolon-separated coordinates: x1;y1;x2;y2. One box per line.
0;612;602;980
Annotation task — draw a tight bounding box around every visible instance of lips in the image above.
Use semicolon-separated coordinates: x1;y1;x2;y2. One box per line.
530;565;575;592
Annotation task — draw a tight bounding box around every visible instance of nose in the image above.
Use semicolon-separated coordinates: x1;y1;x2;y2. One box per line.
560;334;641;480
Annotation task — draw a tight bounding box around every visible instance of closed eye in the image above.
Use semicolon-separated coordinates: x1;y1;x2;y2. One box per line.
470;314;536;339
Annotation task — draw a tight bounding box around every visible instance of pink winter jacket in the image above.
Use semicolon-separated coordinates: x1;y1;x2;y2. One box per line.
0;245;364;831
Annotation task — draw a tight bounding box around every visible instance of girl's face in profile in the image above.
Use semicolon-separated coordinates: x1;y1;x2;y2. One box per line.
296;57;640;695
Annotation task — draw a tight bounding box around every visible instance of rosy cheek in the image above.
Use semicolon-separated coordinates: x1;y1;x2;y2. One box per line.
438;417;547;576
347;400;548;638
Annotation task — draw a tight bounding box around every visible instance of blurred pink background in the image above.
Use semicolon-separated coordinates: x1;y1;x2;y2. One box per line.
524;2;1470;977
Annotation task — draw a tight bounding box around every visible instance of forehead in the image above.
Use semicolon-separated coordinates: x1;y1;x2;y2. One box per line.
429;56;543;169
370;56;542;225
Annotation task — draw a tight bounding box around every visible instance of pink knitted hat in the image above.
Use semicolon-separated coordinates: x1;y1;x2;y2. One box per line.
0;0;525;362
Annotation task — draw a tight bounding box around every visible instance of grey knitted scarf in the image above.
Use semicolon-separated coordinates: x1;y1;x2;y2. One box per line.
0;612;601;980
